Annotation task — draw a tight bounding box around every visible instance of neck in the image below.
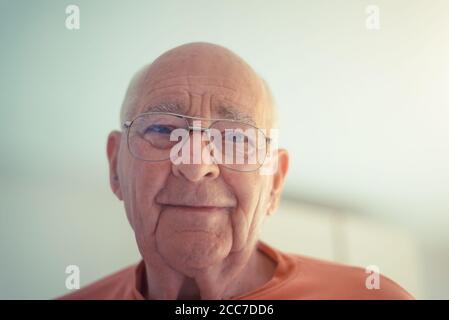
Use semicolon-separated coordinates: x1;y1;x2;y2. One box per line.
142;241;276;300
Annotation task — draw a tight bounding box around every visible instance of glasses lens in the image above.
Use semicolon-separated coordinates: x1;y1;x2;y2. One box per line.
128;113;188;161
209;121;268;172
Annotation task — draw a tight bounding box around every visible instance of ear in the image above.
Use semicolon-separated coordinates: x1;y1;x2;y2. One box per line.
267;148;289;216
106;130;123;200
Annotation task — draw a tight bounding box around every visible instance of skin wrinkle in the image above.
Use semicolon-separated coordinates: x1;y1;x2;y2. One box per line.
144;82;252;99
152;203;161;236
232;179;267;253
121;67;268;127
107;42;289;300
142;102;256;126
123;79;260;126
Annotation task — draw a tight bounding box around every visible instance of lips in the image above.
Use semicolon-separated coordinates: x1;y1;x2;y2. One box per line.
161;204;232;213
154;178;237;210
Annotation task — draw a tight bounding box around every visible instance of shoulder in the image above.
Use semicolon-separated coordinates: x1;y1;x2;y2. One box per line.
285;252;414;300
56;264;137;300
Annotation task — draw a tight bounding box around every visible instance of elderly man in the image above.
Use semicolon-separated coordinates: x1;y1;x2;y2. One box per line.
60;42;413;300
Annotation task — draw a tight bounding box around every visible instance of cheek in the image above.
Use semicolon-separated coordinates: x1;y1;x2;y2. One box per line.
222;172;271;251
123;161;171;235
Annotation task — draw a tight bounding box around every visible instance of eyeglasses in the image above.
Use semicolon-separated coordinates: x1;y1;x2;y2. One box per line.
122;112;271;172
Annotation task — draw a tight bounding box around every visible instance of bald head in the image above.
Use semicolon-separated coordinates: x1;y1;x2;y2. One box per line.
120;42;277;129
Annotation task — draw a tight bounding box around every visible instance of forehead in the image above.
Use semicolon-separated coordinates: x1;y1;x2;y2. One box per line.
134;75;265;125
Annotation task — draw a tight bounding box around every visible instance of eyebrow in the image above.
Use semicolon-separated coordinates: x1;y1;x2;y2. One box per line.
216;105;256;126
143;103;183;113
142;103;256;125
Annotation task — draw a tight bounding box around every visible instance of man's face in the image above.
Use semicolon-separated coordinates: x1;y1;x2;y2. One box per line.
107;44;285;276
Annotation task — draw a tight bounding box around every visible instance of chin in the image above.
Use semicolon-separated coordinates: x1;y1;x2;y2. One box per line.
159;235;232;271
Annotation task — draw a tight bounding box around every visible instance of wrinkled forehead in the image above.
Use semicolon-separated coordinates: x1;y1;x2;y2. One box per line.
135;76;263;125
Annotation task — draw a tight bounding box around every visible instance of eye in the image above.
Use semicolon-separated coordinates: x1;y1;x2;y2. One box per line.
224;131;246;143
144;124;173;135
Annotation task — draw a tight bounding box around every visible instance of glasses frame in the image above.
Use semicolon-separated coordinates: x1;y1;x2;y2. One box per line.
122;111;272;172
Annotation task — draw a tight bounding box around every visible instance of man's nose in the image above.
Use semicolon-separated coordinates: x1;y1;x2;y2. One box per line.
171;131;220;182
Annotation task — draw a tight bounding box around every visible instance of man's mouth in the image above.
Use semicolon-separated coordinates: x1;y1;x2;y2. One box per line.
161;204;232;213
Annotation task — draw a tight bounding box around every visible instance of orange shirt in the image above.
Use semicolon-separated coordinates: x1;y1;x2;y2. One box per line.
58;241;414;300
